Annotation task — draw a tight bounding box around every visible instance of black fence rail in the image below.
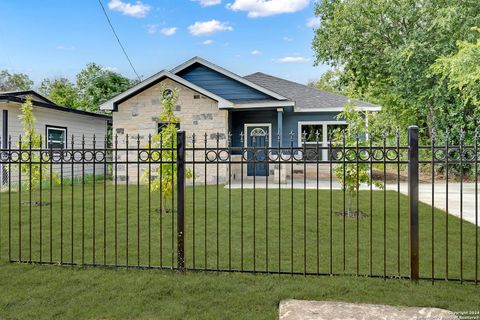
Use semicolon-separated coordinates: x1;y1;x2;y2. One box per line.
0;126;478;284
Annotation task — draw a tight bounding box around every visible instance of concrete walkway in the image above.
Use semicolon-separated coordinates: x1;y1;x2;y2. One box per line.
228;179;480;226
279;300;457;320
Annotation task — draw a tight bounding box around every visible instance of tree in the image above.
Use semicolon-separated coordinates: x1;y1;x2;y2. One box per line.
312;0;480;137
332;105;382;215
141;87;192;213
17;96;59;205
432;28;480;112
76;63;135;112
0;70;33;91
308;68;355;96
39;78;79;108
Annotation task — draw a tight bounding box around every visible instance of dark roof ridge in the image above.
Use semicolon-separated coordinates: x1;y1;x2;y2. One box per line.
0;93;111;120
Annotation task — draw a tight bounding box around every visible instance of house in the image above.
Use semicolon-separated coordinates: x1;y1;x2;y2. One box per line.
100;57;380;183
0;90;110;184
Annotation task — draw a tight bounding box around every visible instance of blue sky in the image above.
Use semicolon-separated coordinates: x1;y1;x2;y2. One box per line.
0;0;328;86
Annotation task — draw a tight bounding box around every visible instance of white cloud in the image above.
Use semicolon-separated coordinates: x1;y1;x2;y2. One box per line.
146;24;158;34
226;0;309;18
102;66;119;72
203;39;214;45
188;20;233;36
274;56;310;63
251;49;261;55
192;0;222;7
283;36;293;42
56;45;76;50
108;0;151;18
160;27;177;36
306;16;321;28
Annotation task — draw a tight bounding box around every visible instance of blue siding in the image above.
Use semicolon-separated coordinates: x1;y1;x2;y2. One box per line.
177;63;273;101
229;107;341;148
230;110;279;149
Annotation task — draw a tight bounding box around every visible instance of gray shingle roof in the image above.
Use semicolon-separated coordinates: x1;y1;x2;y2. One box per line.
243;72;380;110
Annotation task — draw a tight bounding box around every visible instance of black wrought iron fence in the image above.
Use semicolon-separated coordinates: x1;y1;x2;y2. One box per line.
0;126;478;284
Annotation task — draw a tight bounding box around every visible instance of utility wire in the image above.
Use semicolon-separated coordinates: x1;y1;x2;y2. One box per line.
97;0;142;82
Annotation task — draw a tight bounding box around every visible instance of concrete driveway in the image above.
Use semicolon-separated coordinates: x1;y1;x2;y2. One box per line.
388;182;480;227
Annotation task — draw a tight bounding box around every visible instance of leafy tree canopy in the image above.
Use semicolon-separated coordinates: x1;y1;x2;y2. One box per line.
38;63;136;112
39;77;79;108
312;0;480;137
0;70;33;91
75;63;136;112
432;28;480;110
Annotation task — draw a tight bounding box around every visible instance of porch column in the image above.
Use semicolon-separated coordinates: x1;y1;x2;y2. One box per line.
277;108;283;146
275;108;286;184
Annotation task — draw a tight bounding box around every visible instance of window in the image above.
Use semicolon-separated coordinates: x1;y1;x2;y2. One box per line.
46;126;67;149
162;89;173;100
157;122;180;133
299;124;323;160
301;124;323;144
327;124;348;141
298;122;347;160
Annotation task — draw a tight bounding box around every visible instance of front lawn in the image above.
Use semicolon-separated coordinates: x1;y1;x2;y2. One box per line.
0;182;479;318
1;182;478;280
0;261;479;319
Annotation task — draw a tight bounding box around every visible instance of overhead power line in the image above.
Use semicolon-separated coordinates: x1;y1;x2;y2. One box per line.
97;0;142;82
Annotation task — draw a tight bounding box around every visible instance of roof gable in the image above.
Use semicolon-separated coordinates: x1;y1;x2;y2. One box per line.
0;90;55;104
99;70;233;111
171;57;288;102
0;90;110;119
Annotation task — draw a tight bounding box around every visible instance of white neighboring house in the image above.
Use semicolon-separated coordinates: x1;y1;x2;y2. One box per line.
0;90;110;185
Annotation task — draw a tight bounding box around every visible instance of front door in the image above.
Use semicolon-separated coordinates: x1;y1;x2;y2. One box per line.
246;125;269;176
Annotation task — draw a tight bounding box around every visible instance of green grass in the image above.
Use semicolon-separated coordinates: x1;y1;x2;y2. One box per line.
0;261;479;319
0;182;479;318
1;182;478;279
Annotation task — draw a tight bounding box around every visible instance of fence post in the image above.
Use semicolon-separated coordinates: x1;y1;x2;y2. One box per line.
408;126;419;281
177;130;186;271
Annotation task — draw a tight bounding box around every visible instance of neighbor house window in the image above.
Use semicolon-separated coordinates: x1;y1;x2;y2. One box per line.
46;126;67;149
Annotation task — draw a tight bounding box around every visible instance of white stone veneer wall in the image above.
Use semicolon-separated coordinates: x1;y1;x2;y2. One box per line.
113;78;229;185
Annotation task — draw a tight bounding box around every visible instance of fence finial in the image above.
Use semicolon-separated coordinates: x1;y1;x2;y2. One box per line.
315;130;320;143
